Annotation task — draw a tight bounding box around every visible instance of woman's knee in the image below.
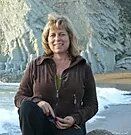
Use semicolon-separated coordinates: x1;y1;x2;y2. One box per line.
18;100;37;117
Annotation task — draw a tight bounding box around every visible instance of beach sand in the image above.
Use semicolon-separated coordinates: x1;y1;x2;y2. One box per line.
86;72;131;135
94;72;131;91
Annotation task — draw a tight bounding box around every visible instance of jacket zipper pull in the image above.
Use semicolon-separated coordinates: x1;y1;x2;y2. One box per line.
56;90;59;98
81;100;83;106
73;94;77;104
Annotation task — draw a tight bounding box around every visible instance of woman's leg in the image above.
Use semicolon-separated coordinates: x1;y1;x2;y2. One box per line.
18;100;56;135
57;124;86;135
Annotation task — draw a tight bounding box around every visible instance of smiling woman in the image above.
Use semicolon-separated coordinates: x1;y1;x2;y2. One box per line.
42;13;79;57
48;27;70;55
47;25;71;76
14;12;98;135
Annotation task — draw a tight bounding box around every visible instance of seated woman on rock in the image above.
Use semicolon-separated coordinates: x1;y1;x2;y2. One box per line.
14;12;98;135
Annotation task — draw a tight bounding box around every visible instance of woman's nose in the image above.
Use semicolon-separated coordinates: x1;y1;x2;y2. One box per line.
54;34;60;41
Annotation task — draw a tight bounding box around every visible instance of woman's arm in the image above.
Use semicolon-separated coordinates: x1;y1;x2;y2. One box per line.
71;64;98;125
14;60;42;108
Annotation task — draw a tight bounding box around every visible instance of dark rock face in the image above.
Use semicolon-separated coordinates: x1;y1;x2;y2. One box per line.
0;0;131;82
115;0;131;23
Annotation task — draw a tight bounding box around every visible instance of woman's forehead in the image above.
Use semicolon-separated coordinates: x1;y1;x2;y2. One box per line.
49;24;65;30
49;25;67;32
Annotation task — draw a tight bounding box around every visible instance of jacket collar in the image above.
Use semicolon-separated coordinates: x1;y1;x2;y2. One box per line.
36;55;53;65
69;55;86;68
35;55;86;66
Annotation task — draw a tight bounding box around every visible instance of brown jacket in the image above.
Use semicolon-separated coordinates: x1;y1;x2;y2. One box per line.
14;55;98;125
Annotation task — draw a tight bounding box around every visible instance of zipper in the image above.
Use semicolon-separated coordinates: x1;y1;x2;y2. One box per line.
55;75;62;99
56;89;59;98
54;75;62;114
73;94;77;105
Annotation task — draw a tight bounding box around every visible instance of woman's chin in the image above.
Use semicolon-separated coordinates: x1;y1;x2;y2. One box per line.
54;51;66;54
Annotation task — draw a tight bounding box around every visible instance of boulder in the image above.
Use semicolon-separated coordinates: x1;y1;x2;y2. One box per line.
87;129;114;135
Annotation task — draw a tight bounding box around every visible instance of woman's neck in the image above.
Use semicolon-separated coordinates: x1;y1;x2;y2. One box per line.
53;53;71;76
53;53;69;61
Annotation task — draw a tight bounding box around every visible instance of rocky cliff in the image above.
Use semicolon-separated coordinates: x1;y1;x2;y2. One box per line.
0;0;131;82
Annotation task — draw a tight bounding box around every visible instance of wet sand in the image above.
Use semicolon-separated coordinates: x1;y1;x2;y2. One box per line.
86;72;131;135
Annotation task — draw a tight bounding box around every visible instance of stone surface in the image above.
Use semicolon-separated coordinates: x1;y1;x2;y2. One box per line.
0;0;131;82
87;129;114;135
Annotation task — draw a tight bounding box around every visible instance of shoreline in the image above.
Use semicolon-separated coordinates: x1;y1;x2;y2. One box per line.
96;83;131;91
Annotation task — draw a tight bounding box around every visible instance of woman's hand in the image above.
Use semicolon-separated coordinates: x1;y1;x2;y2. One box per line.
56;116;75;129
37;101;55;117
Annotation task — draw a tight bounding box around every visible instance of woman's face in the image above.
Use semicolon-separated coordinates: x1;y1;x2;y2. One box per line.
47;27;70;54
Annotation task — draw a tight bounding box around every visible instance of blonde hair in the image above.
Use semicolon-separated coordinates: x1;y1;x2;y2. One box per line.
42;12;80;57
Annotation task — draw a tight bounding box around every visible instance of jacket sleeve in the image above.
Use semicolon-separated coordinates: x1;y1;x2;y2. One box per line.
14;60;42;108
72;64;98;125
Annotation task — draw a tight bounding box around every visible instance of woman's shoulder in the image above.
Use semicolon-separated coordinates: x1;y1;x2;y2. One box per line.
75;55;91;66
30;55;52;66
70;55;91;71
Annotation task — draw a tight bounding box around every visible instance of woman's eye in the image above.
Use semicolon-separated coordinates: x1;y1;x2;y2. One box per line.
60;33;66;36
50;34;55;37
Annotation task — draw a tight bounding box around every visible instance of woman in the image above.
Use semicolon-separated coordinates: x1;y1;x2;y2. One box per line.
14;12;98;135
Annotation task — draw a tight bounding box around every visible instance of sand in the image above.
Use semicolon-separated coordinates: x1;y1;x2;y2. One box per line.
94;72;131;91
86;72;131;135
94;72;131;84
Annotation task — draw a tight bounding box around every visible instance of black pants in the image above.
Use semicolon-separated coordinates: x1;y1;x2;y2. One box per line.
18;101;86;135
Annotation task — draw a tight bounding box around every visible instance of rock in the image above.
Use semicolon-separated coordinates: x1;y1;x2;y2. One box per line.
0;0;131;82
115;57;131;70
87;129;114;135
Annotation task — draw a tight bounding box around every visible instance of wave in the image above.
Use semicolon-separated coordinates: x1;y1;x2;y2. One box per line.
88;87;131;123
